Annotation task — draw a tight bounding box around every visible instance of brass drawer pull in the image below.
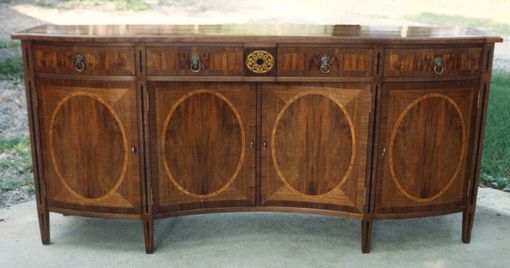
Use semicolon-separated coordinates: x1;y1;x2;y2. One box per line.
433;56;444;75
74;54;85;72
320;55;331;73
249;140;255;150
190;55;202;73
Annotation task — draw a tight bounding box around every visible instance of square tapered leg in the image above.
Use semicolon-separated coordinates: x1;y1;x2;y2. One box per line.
38;209;50;245
144;218;154;254
361;220;373;253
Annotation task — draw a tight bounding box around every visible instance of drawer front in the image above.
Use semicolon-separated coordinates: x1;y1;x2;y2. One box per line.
384;47;482;77
277;47;374;77
146;46;244;76
32;45;136;76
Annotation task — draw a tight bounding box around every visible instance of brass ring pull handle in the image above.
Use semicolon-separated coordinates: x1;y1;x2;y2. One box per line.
190;55;202;73
263;141;268;150
433;56;444;75
74;54;85;72
320;55;331;73
249;140;255;150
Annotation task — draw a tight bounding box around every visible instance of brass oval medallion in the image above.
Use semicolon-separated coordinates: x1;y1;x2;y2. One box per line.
246;50;274;74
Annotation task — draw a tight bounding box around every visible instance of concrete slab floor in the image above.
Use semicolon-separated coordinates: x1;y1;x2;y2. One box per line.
0;187;508;268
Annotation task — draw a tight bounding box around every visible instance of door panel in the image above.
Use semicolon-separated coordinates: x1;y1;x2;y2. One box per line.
149;82;256;212
375;80;479;214
261;83;371;212
37;79;141;214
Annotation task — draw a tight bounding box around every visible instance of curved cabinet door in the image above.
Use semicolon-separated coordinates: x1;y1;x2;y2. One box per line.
37;79;141;214
261;83;372;212
149;82;256;212
375;80;479;214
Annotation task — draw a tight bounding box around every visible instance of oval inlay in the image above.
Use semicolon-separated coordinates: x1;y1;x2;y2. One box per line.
49;93;128;200
389;93;466;202
272;92;355;197
162;90;245;198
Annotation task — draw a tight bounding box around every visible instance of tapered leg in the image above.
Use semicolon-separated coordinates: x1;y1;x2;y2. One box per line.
462;211;474;243
143;218;154;254
361;220;373;253
37;209;50;245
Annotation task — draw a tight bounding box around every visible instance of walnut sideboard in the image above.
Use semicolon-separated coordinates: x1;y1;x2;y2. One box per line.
12;24;503;253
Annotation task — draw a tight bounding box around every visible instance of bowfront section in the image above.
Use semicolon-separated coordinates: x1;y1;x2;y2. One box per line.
36;79;142;214
261;83;371;214
148;82;256;213
12;24;502;254
375;80;479;216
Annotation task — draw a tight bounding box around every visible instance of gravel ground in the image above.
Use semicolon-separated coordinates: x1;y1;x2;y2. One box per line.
0;2;43;40
0;80;28;140
0;183;33;208
0;80;32;208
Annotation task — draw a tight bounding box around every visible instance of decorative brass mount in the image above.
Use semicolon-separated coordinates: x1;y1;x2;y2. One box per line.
246;50;274;74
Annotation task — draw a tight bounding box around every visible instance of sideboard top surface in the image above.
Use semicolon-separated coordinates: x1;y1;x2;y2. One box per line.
12;24;503;43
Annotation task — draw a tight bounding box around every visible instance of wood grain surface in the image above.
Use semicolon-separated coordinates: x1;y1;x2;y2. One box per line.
278;47;373;77
149;82;256;212
384;47;482;77
147;45;243;76
36;79;141;214
375;80;478;214
12;24;503;44
261;83;371;212
14;25;501;253
32;44;136;76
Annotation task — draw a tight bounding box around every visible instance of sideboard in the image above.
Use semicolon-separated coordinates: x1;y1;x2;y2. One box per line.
12;24;503;253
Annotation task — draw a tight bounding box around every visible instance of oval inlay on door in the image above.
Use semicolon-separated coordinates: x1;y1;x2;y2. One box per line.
162;90;245;198
272;92;355;197
50;93;128;200
389;93;466;202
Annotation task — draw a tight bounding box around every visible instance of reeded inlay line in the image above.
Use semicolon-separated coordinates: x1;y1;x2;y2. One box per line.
388;93;467;202
271;91;356;198
161;89;246;199
49;92;129;202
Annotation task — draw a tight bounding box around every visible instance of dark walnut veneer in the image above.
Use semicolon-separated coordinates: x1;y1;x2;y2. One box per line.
12;24;503;254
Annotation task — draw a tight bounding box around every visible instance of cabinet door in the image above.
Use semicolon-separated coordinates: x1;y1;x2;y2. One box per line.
375;80;479;214
261;83;372;212
149;82;256;212
37;79;141;214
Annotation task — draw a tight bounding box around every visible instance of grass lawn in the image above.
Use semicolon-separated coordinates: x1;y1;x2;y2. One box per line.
481;71;510;190
0;136;33;193
0;57;23;80
412;12;510;36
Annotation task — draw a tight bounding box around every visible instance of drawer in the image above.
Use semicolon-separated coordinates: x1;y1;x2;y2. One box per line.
32;44;136;76
384;47;482;77
277;47;374;77
146;46;244;76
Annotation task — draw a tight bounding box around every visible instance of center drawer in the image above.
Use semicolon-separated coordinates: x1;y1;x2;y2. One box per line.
146;45;244;76
277;46;374;77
